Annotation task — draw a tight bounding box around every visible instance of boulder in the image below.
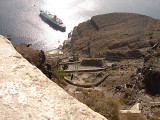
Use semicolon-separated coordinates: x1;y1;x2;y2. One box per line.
15;44;51;78
0;35;107;120
81;58;105;67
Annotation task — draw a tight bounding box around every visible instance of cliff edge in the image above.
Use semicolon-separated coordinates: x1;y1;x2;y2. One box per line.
69;13;160;59
0;35;107;120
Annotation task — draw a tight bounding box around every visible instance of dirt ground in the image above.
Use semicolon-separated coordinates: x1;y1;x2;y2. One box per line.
46;51;160;119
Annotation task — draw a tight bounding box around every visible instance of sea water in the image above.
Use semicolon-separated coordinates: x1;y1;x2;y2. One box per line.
0;0;159;51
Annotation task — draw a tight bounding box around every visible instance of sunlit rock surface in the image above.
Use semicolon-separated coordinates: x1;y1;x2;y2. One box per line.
0;35;107;120
70;13;160;58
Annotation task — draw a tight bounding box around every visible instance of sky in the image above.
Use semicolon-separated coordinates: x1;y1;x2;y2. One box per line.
76;0;160;20
40;0;160;50
43;0;160;20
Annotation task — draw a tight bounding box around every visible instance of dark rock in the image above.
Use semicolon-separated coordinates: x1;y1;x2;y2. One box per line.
112;63;118;68
126;84;133;88
46;63;51;71
116;85;123;90
126;50;144;59
96;72;104;77
15;44;51;78
63;64;68;70
136;68;142;74
81;58;105;67
105;50;144;61
142;49;160;95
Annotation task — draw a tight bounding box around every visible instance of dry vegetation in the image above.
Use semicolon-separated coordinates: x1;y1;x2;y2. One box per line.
73;88;148;120
120;113;146;120
74;88;120;120
148;111;160;120
46;53;159;120
46;57;68;88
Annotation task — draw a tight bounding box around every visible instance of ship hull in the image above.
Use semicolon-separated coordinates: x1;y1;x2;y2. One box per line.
40;13;66;32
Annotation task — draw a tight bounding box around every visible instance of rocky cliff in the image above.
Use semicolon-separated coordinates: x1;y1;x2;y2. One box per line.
69;13;160;59
15;44;52;78
0;35;106;120
142;46;160;95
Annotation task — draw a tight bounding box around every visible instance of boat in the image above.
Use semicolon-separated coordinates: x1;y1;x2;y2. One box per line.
39;10;66;32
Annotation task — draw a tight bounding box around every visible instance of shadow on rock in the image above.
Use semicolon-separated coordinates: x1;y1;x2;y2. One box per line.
15;44;52;78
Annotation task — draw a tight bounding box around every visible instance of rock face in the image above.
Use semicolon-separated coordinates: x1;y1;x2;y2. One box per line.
0;35;107;120
15;44;51;78
69;13;160;58
142;48;160;95
81;58;105;67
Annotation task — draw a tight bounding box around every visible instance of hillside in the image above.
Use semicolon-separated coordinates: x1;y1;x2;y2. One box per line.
0;35;106;120
68;13;160;59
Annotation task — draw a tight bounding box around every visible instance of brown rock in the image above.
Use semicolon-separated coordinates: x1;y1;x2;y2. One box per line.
142;48;160;95
15;44;51;78
69;13;160;59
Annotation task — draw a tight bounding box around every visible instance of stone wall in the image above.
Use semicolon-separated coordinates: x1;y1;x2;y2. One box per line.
81;58;105;67
0;35;107;120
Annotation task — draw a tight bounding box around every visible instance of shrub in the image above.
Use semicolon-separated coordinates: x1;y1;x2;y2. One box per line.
78;72;83;75
119;98;128;105
48;60;67;88
84;79;90;83
48;59;66;79
154;110;160;117
74;88;120;120
124;88;133;98
96;98;120;120
75;87;83;91
53;69;66;79
120;113;146;120
148;110;160;120
100;82;107;87
51;78;67;88
130;73;136;78
148;116;160;120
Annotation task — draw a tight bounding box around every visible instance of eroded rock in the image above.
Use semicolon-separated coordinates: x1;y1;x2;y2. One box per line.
142;48;160;95
68;13;160;59
15;44;51;78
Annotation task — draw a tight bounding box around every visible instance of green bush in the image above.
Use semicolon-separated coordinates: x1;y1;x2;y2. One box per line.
48;60;66;79
53;69;66;79
119;98;128;105
46;59;68;88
